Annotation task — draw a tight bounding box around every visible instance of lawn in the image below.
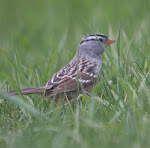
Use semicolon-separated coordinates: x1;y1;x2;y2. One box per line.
0;0;150;147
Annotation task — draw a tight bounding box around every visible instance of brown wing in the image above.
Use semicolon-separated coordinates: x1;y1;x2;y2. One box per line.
45;72;95;97
45;56;99;97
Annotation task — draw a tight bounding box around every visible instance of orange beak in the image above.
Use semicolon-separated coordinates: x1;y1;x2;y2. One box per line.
105;38;116;45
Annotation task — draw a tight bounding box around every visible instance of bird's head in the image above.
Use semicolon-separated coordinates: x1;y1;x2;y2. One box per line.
78;33;116;59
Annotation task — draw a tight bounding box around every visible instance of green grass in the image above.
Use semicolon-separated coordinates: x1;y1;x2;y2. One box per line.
0;0;150;147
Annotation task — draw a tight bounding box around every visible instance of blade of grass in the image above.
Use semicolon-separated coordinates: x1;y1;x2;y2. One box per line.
0;93;50;121
0;48;20;88
0;72;23;99
117;25;121;100
125;34;136;77
0;48;18;71
133;61;150;87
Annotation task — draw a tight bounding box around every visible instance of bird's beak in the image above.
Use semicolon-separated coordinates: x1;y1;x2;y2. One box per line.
105;38;116;45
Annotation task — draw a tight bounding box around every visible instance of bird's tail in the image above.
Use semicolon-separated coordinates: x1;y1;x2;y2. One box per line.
6;87;47;96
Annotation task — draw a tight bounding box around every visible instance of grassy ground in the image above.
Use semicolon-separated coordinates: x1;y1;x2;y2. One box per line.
0;0;150;147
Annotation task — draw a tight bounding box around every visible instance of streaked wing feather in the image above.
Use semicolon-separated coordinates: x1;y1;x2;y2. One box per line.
45;55;99;97
45;72;95;97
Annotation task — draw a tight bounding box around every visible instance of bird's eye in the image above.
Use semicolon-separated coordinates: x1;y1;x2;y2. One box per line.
99;39;103;42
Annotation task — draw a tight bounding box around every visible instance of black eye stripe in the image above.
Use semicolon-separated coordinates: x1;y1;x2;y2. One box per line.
99;38;103;42
80;38;103;45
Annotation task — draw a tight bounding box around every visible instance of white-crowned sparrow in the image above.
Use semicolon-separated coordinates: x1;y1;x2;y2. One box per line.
7;33;116;100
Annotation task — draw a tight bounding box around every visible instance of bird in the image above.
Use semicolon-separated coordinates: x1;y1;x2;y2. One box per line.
6;33;116;102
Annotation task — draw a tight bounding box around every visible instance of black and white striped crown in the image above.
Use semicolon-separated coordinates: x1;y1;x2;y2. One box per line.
80;33;108;45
